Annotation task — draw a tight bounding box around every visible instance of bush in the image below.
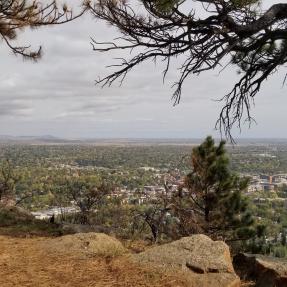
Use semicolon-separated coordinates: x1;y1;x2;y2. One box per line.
0;205;68;237
273;246;287;258
0;206;33;227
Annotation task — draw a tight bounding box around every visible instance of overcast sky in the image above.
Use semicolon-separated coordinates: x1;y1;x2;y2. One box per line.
0;0;286;139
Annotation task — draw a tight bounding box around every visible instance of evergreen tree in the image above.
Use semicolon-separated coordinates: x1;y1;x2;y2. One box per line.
181;136;255;240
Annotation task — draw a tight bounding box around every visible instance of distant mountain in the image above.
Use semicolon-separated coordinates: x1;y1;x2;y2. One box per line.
0;135;75;144
1;135;287;146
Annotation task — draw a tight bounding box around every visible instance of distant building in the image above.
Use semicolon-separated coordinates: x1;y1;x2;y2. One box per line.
246;173;287;192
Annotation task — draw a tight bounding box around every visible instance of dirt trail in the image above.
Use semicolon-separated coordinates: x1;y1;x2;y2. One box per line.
0;236;187;287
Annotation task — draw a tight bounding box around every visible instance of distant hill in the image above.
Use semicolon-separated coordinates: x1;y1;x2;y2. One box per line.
0;135;78;144
1;135;287;146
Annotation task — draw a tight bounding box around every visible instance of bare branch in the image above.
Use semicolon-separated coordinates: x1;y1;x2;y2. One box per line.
0;0;88;60
88;0;287;141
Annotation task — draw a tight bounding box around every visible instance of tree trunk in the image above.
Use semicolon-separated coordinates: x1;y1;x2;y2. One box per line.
205;208;210;222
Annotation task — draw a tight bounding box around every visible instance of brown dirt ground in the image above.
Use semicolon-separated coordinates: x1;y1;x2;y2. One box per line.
0;235;188;287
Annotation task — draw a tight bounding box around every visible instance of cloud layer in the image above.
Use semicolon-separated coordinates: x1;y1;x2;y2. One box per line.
0;1;286;139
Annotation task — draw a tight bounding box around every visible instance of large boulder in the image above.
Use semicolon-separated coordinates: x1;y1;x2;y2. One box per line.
43;232;127;257
133;234;240;287
234;253;287;287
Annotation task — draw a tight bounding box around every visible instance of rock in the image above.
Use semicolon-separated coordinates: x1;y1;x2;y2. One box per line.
234;253;287;287
43;232;126;257
133;234;240;287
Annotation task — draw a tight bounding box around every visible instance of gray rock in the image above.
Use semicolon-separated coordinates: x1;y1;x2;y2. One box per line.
42;232;126;257
234;253;287;287
133;234;240;287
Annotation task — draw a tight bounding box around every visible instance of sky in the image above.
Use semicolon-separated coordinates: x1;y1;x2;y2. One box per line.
0;0;286;140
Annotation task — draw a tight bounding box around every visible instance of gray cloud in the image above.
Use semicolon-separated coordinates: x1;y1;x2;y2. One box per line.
0;1;286;138
0;101;31;117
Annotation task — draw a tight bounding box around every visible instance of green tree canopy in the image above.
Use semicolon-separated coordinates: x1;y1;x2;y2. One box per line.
55;175;111;224
181;136;255;240
0;160;18;203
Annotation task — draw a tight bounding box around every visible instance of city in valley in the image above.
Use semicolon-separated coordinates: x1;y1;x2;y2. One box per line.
1;137;287;253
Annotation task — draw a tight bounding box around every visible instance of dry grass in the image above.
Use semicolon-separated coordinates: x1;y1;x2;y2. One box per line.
122;239;152;253
0;235;189;287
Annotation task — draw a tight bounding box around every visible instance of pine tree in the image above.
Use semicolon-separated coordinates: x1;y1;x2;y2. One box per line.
0;0;87;59
182;136;255;241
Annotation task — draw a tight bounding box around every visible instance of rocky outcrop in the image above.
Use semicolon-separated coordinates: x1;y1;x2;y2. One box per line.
234;253;287;287
43;232;127;257
133;234;240;287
